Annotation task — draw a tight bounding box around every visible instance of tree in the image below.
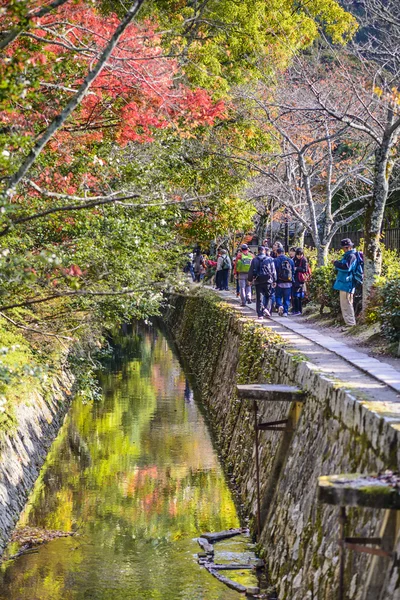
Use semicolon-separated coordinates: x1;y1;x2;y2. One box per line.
212;76;374;264
0;0;357;335
294;2;400;302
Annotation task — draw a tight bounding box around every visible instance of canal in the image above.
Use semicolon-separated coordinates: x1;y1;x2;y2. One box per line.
0;326;258;599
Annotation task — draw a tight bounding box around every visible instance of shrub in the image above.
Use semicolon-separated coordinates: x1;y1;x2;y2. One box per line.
307;263;340;314
381;277;400;343
381;247;400;280
364;247;400;324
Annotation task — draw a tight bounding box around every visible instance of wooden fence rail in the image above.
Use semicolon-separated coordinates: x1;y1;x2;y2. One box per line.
304;228;400;252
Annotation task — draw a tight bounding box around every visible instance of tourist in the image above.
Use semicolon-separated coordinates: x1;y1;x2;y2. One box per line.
193;249;206;283
263;245;275;313
219;249;231;291
234;244;254;306
233;250;240;297
248;246;276;319
184;252;195;281
289;246;296;260
215;249;223;289
333;238;358;327
270;241;283;259
205;256;217;284
292;248;308;315
274;246;294;317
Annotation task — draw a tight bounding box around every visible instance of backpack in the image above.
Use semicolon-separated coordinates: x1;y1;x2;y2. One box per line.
222;255;230;270
352;251;364;285
278;259;293;283
256;256;274;282
236;253;253;273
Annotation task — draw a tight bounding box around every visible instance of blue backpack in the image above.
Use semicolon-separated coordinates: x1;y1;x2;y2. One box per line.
352;251;364;285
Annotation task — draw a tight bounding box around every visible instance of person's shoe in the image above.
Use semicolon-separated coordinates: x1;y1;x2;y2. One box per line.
263;309;271;318
240;303;246;307
257;316;264;320
236;293;240;297
283;312;289;318
246;298;252;304
292;311;301;316
278;306;284;316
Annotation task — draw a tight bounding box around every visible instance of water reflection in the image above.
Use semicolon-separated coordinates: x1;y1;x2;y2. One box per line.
0;326;248;600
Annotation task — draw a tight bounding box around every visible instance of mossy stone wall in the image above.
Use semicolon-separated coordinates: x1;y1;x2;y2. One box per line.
164;292;400;600
0;370;74;554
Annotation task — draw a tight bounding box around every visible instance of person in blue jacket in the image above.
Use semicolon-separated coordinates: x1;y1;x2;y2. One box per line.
333;238;357;327
274;246;295;317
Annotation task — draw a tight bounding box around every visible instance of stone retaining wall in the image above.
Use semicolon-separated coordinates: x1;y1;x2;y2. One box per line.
164;291;400;600
0;369;74;554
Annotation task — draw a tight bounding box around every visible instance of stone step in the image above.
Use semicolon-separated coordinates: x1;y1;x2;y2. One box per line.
237;383;305;402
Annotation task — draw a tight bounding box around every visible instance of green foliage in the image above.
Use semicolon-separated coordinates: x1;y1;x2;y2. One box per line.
0;319;49;433
381;247;400;280
364;247;400;325
306;246;342;314
308;264;340;314
146;0;357;95
381;278;400;343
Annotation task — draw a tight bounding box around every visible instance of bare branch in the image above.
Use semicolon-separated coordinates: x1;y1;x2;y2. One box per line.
0;288;151;312
0;311;74;341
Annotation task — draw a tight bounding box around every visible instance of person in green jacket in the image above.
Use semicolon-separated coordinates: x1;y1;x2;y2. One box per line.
234;244;254;306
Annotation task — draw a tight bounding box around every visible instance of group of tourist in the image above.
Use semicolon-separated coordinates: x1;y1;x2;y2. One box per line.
186;242;310;320
185;237;362;327
234;242;309;319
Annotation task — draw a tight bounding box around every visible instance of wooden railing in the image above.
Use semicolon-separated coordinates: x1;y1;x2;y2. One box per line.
304;228;400;252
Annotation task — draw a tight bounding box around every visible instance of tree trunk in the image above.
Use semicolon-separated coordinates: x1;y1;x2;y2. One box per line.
255;210;268;245
317;244;329;267
292;225;306;247
362;139;391;310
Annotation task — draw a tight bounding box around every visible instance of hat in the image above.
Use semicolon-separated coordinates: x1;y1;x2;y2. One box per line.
241;243;248;250
340;238;354;247
258;245;265;252
221;249;227;254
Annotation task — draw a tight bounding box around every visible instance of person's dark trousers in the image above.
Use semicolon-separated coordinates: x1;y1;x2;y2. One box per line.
221;269;229;290
236;277;240;295
292;286;303;313
255;283;271;317
215;270;222;289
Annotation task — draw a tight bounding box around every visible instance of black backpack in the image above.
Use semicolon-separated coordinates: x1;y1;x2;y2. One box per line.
278;259;293;283
257;256;273;282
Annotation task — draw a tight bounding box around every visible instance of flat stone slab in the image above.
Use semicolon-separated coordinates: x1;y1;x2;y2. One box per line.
200;528;244;543
318;474;400;509
237;384;305;402
204;563;254;570
207;569;247;593
198;537;214;554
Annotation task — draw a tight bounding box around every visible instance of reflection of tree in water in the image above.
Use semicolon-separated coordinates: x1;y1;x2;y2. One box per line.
0;327;240;600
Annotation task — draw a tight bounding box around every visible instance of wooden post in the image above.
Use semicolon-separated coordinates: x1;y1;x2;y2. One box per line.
254;399;261;539
339;506;347;600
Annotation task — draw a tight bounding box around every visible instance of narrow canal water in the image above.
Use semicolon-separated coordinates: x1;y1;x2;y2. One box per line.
0;326;258;600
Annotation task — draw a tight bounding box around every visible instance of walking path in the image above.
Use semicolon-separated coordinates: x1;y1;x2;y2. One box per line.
215;289;400;423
